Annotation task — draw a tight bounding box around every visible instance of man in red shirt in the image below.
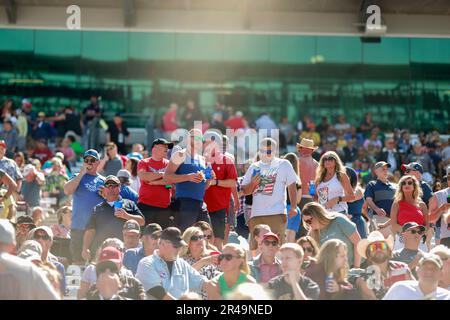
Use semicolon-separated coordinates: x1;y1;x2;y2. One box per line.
32;138;54;164
203;130;238;250
224;111;246;131
163;103;178;133
137;138;174;229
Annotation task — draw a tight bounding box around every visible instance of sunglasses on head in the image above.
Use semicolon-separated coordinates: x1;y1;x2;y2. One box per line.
218;253;239;262
263;240;278;247
84;158;97;164
190;235;205;241
401;180;414;186
408;229;424;235
302;246;314;253
34;234;51;241
368;242;388;253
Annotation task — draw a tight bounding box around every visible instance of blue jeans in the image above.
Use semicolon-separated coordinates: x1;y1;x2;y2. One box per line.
351;215;368;239
178;198;211;232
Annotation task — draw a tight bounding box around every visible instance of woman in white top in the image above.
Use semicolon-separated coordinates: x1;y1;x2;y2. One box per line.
315;151;355;214
125;157;141;193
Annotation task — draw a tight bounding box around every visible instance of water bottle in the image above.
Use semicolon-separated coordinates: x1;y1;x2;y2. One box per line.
309;180;315;196
114;200;123;210
204;163;212;180
253;166;261;177
325;273;334;293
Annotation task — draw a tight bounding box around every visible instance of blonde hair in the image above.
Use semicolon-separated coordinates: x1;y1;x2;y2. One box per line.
180;227;205;257
316;239;349;283
56;206;72;224
394;175;423;203
279;243;304;260
302;202;336;244
223;243;250;275
316;151;347;185
430;244;450;261
296;236;320;258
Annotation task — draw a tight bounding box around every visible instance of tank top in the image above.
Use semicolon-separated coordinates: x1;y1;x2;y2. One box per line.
397;200;425;226
175;154;206;201
218;272;248;297
317;174;348;213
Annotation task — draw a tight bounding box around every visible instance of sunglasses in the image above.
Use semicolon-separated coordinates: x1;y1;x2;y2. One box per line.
190;235;205;241
105;183;120;189
401;180;414;186
218;254;239;262
34;234;51;241
368;242;388;253
302;246;314;253
303;218;312;225
408;229;424;235
204;234;213;240
263;240;279;247
323;156;335;162
84;158;97;164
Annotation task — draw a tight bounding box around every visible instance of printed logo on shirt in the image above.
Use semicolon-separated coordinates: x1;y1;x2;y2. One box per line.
318;187;329;205
84;177;103;192
255;167;277;196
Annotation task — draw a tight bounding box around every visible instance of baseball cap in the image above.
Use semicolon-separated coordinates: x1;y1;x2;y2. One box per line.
402;222;426;233
15;215;35;226
32;226;54;240
96;246;122;277
374;161;391;170
0;140;6;149
38;112;46;117
142;223;163;237
123;219;140;234
262;232;280;242
0;219;15;245
160;227;187;248
104;175;120;185
419;253;443;269
55;152;65;161
83;149;100;160
126;152;143;160
401;162;424;174
22;98;32;106
151;138;173;149
117;169;131;180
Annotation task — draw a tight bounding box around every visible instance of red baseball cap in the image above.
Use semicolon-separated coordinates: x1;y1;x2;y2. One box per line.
98;246;122;264
0;140;6;149
262;232;280;242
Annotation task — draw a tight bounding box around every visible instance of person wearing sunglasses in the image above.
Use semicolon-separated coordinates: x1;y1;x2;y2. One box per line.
249;232;282;284
193;221;218;251
97;142;124;177
354;231;413;300
428;166;450;248
267;243;320;300
296;236;319;272
379;175;428;250
164;129;212;232
136;227;215;300
180;227;221;299
13;215;36;249
82;175;144;263
123;223;162;276
64;149;105;264
392;222;427;273
28;226;67;296
242;138;299;248
203;130;238;250
208;243;255;300
316;151;355;214
305;239;355;300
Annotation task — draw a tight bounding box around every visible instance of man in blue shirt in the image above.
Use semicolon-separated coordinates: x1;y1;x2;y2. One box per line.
64;149;105;264
123;223;162;275
364;161;397;237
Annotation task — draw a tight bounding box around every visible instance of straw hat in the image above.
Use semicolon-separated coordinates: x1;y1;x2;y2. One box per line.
357;231;394;259
296;138;318;151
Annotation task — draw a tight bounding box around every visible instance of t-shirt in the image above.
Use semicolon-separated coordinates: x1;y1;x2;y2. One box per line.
420;181;433;206
137;158;171;208
85;198;143;253
242;158;299;217
319;215;358;266
317;174;347;213
174;152;207;201
120;185;138;203
364;179;397;217
204;154;238;212
32;148;54;164
383;280;450;300
267;274;320;300
71;173;105;230
83;104;101;123
107;123;130;146
0;157;23;182
102;157;123;176
435;188;450;240
392;248;424;265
